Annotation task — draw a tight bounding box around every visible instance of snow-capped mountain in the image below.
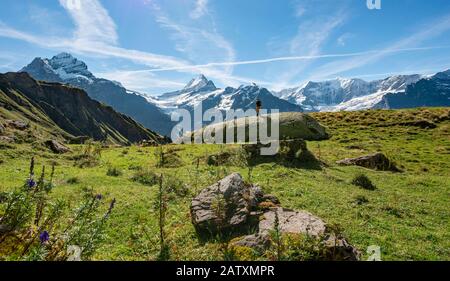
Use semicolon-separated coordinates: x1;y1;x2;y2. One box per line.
21;53;174;136
379;70;450;109
153;75;302;115
276;75;423;112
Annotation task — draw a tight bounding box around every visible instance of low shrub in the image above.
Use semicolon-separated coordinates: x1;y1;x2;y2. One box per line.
66;177;80;184
131;169;159;186
351;174;376;191
107;167;122;177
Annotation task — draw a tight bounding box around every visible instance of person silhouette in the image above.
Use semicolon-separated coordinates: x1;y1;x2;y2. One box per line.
256;100;262;117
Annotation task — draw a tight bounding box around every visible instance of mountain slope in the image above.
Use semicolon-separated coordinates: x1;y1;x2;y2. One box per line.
21;53;174;136
380;70;450;109
0;72;168;145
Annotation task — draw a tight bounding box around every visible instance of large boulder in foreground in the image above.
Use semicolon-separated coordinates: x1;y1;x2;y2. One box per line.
190;173;278;236
190;173;252;235
337;152;401;172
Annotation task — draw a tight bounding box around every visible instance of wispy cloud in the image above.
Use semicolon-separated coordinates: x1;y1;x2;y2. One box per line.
190;0;209;19
58;0;118;45
132;45;448;72
96;70;186;92
150;1;237;86
305;13;450;81
337;33;354;46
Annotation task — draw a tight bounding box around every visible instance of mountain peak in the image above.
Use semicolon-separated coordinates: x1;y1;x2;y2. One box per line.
183;74;217;92
22;52;94;83
52;52;74;60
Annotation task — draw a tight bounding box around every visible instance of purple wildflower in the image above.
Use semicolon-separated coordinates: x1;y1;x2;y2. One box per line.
39;231;49;244
95;194;103;200
27;178;36;189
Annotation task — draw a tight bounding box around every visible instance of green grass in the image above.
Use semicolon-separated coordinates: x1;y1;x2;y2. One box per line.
0;107;449;261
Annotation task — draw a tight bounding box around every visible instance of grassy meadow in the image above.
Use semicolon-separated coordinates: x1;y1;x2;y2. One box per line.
0;107;449;261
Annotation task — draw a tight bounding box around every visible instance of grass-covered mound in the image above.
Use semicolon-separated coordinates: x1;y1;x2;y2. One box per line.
186;112;330;143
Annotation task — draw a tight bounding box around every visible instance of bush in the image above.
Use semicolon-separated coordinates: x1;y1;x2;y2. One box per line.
107;167;122;177
351;174;376;191
163;176;190;198
354;195;369;205
66;177;80;184
154;147;183;168
131;169;159;186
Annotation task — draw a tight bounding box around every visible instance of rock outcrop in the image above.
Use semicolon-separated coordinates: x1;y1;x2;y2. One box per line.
5;120;29;130
191;173;360;261
337;152;401;172
190;173;279;236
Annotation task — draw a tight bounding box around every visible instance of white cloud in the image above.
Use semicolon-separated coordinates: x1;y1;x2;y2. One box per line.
58;0;118;45
190;0;209;19
337;33;354;46
150;2;237;86
274;12;346;87
96;70;186;92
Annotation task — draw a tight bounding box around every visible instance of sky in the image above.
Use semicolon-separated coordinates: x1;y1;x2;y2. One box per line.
1;0;450;95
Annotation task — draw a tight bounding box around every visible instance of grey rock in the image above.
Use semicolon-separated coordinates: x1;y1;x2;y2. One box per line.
190;173;252;235
259;207;327;237
231;234;270;253
322;234;361;261
0;136;15;143
337;152;401;172
45;140;70;154
6;120;29;130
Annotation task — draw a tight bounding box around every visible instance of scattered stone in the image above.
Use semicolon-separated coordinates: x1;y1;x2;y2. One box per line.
230;234;271;253
140;139;159;147
337;152;401;172
0;136;15;143
45;140;70;154
322;234;361;261
5;120;29;130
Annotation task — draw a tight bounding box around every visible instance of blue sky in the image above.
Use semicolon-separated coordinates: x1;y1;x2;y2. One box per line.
1;0;450;95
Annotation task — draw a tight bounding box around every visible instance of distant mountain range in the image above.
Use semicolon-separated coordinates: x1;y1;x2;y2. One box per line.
17;53;450;136
150;74;302;115
273;74;427;111
0;72;167;145
21;53;174;136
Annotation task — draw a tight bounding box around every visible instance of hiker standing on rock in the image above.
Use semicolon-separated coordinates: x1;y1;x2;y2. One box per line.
256;99;262;117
